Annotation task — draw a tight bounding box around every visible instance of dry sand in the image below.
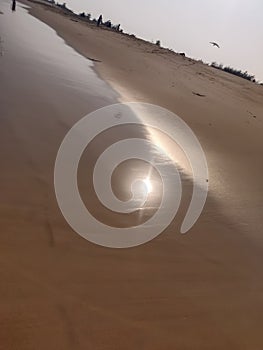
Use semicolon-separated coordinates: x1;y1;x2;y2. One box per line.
1;0;263;349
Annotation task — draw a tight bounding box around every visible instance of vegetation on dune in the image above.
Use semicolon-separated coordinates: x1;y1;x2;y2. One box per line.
211;62;256;83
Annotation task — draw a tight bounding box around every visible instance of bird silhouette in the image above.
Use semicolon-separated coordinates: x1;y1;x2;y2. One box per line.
210;42;220;48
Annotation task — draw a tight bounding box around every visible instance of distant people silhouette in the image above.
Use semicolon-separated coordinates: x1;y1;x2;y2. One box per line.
11;0;16;11
105;20;111;28
97;14;102;27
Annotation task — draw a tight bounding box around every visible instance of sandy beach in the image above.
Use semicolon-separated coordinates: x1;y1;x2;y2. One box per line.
1;0;263;349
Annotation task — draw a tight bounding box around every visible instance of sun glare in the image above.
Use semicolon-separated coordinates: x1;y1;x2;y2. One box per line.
143;177;153;194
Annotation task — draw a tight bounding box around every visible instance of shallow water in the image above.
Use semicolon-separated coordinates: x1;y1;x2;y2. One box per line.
0;0;118;104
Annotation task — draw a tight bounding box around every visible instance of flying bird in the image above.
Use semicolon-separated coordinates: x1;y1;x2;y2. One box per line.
210;42;220;48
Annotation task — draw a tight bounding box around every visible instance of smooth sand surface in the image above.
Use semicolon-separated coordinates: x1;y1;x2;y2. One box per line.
1;0;263;349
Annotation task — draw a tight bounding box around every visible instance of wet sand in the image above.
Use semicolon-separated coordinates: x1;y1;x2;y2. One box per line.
1;0;263;349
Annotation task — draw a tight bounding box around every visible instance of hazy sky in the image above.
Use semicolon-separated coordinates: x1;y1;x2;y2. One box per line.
65;0;263;81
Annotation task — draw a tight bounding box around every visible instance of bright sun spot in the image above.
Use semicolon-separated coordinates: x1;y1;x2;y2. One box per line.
143;178;153;194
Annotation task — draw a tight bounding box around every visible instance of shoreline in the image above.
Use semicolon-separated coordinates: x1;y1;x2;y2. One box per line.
20;0;263;231
17;0;263;243
1;1;263;348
